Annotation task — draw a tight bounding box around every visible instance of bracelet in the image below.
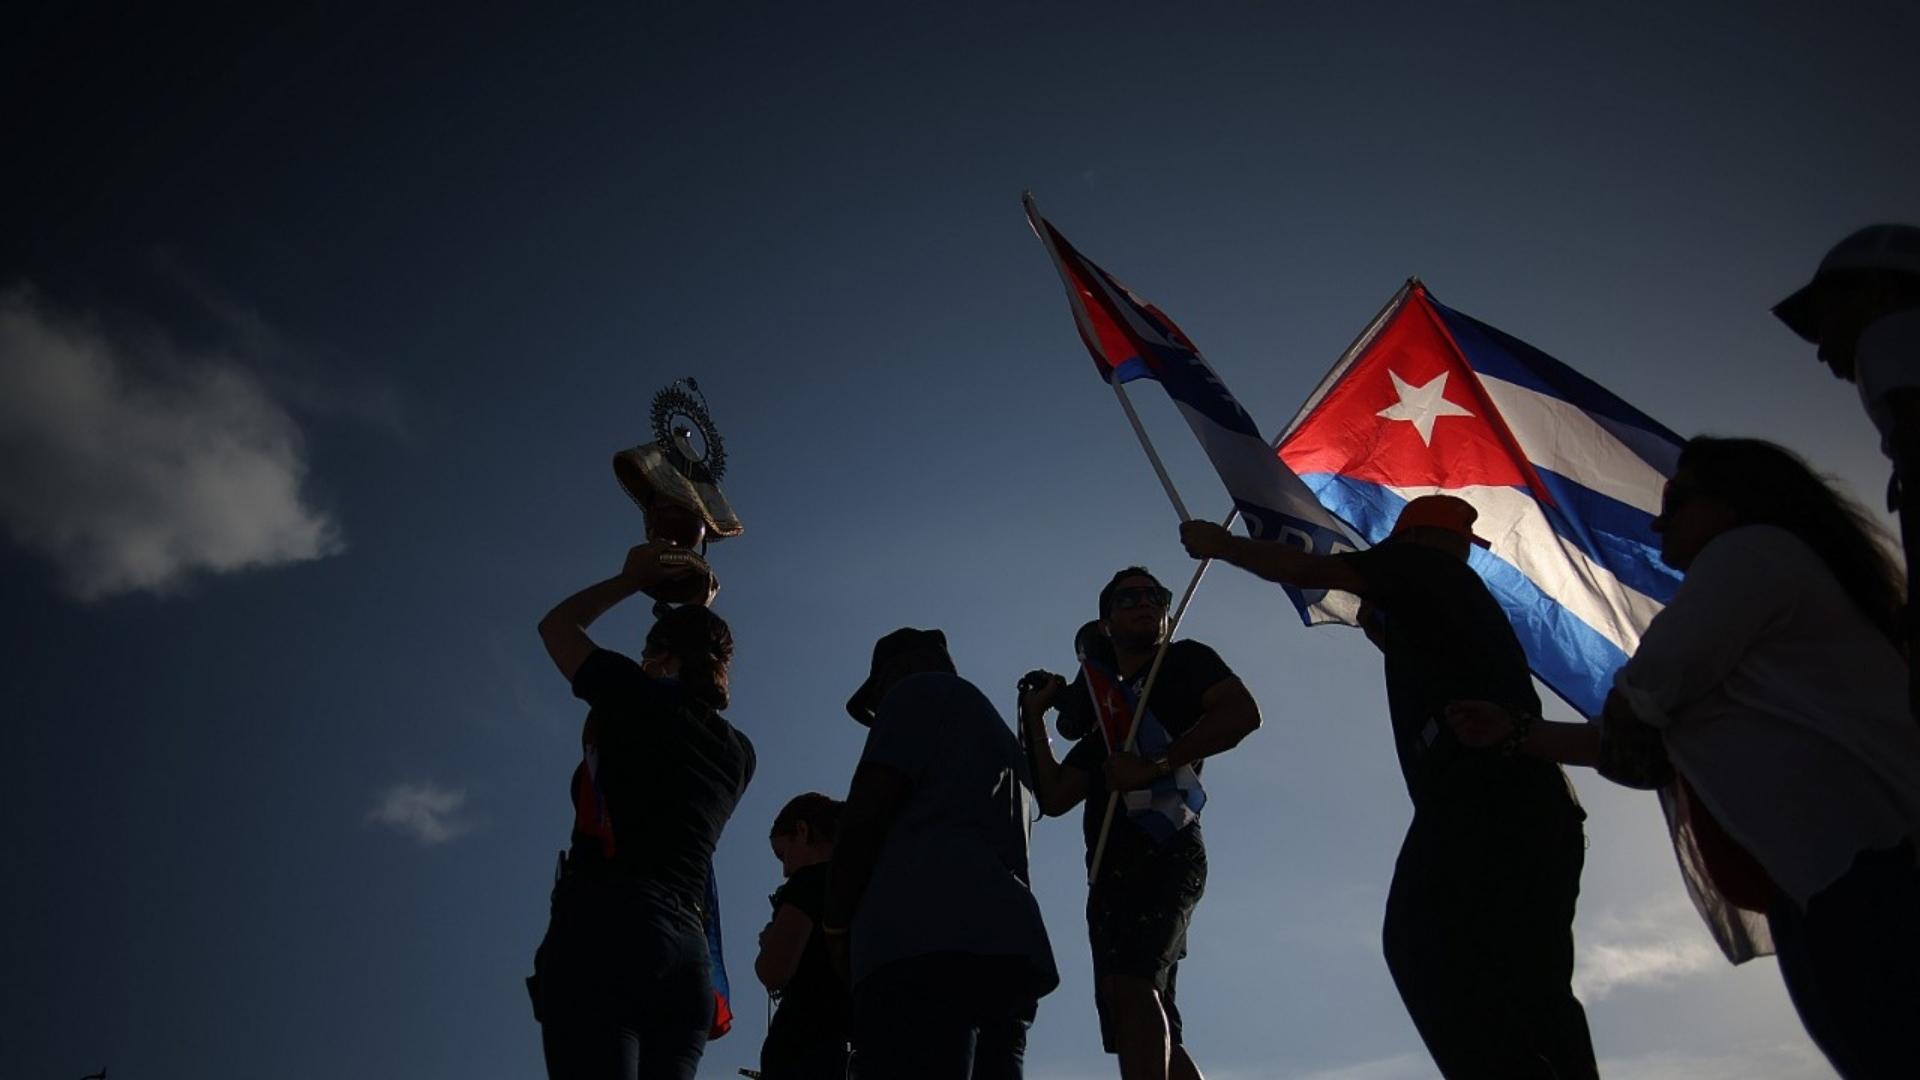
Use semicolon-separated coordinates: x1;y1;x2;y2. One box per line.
820;923;849;937
1500;711;1537;757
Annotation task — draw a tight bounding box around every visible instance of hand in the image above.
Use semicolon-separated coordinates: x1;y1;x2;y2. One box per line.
1180;520;1232;560
620;540;702;589
1445;700;1516;748
1018;672;1064;719
1104;751;1161;792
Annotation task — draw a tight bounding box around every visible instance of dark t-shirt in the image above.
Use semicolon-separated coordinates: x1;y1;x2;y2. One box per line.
567;649;756;914
1062;640;1235;874
1334;543;1577;814
762;862;849;1057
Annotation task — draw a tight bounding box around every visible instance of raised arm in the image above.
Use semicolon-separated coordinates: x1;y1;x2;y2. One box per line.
1016;673;1091;818
1180;520;1368;594
536;541;697;681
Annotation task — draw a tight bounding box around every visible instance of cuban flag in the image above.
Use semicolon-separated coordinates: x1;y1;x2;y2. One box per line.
1081;652;1207;842
1279;280;1684;717
1025;195;1364;621
704;868;734;1038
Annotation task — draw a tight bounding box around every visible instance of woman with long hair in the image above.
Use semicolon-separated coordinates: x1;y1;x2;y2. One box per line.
530;542;756;1080
1449;437;1920;1078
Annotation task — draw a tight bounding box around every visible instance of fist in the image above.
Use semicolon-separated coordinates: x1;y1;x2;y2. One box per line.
1180;520;1231;560
1019;672;1064;718
620;540;701;588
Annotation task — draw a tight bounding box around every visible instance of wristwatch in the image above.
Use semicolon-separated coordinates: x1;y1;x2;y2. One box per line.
1149;752;1174;779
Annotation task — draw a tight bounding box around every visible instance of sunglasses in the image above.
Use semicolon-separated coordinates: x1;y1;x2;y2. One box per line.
1112;586;1172;611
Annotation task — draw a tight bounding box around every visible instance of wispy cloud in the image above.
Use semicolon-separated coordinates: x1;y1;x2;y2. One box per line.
0;286;341;599
1292;1052;1433;1080
366;782;473;845
1573;900;1720;1001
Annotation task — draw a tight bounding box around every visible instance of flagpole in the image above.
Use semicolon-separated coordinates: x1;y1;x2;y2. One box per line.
1108;372;1193;522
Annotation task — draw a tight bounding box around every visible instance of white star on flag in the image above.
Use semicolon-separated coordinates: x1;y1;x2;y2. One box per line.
1377;370;1474;445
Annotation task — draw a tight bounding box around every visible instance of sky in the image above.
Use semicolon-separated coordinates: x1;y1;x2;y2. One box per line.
3;3;1916;1078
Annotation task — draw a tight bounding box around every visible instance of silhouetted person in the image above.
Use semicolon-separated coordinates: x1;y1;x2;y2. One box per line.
530;542;755;1080
1018;568;1260;1080
1450;437;1920;1079
1774;223;1920;715
826;628;1058;1079
1182;498;1597;1079
756;793;851;1080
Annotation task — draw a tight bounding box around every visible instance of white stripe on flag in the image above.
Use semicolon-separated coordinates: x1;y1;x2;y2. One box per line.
1390;484;1665;656
1478;375;1669;515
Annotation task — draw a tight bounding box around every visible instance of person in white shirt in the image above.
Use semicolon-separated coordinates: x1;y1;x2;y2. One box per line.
1447;436;1920;1080
1773;223;1920;717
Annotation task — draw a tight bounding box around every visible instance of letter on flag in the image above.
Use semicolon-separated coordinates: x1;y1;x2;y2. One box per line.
1277;279;1684;718
1024;194;1362;621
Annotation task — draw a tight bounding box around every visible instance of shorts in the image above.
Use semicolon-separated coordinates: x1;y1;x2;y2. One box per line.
1087;828;1206;1052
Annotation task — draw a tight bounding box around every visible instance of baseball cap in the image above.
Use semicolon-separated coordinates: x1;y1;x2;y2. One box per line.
1389;494;1490;547
846;627;949;726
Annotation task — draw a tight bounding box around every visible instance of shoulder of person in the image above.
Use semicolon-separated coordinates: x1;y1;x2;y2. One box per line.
1695;523;1816;574
570;648;660;707
1857;308;1920;392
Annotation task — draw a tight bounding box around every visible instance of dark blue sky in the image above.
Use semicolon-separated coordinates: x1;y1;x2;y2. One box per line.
4;4;1915;1077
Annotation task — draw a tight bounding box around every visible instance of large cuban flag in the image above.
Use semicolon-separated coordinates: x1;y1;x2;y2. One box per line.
1279;280;1685;718
1025;194;1363;621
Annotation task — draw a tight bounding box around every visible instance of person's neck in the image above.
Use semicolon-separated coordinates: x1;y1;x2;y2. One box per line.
1113;639;1160;679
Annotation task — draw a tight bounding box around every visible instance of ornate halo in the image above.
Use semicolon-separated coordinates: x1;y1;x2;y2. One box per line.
649;377;727;485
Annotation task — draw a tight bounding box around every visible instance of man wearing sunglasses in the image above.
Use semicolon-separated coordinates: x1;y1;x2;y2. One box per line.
1019;567;1260;1080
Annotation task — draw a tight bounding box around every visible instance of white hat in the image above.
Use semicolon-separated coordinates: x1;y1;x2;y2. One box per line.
1774;224;1920;342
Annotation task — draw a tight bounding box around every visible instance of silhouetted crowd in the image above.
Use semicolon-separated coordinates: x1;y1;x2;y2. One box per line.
528;225;1920;1079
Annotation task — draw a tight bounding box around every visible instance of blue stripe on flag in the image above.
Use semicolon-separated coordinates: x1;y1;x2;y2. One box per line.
1432;299;1682;459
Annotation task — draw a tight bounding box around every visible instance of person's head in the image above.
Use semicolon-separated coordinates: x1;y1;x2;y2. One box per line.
1385;494;1489;561
769;792;841;878
642;604;734;709
1773;224;1920;380
845;627;955;726
1098;566;1172;651
1658;436;1903;643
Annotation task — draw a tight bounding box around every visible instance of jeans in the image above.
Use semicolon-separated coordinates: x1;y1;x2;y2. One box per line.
533;872;713;1080
1382;804;1598;1079
1769;839;1920;1079
851;952;1039;1080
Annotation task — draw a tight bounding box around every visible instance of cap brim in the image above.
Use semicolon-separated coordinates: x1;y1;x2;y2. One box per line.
846;681;879;726
1772;281;1826;343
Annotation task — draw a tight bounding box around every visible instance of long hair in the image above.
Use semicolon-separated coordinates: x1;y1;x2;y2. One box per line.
643;604;734;710
1678;436;1904;645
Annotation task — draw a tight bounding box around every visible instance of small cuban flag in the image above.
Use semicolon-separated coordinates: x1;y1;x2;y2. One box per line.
1279;279;1685;718
1080;651;1206;843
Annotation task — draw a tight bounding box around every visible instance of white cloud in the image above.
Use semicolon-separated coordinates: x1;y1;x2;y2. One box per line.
366;782;472;845
0;287;341;599
1573;900;1721;1001
1597;1042;1830;1080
